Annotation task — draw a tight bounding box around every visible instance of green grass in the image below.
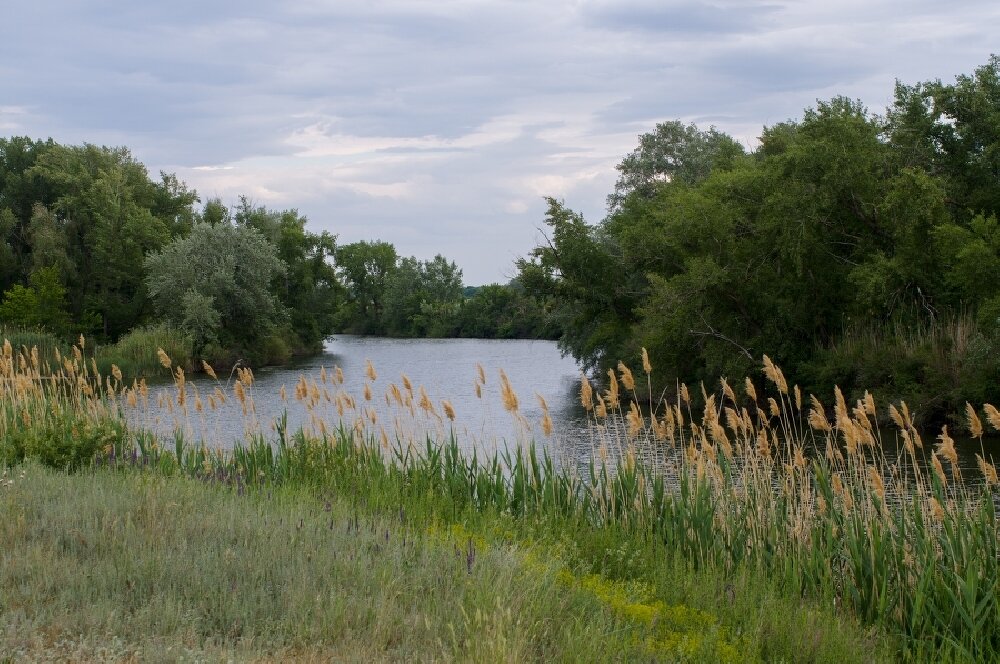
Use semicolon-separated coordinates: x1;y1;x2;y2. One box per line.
1;464;648;662
3;338;993;661
93;324;193;382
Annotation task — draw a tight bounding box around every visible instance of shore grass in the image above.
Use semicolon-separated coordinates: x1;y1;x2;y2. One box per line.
1;464;648;663
3;338;998;660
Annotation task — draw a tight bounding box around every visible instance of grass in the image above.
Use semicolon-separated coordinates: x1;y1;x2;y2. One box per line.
0;465;646;662
93;324;193;382
3;338;999;660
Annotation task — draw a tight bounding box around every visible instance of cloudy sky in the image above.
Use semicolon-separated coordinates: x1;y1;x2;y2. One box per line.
2;1;996;284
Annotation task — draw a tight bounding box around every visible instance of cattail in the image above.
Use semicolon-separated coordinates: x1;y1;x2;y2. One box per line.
744;377;757;403
442;399;456;421
618;361;636;391
641;347;652;374
157;348;172;369
793;385;802;411
201;360;218;380
966;403;983;438
366;359;377;382
475;382;482;399
984;404;1000;432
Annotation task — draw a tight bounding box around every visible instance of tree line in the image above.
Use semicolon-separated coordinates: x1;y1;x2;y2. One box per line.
516;57;1000;423
0;140;557;369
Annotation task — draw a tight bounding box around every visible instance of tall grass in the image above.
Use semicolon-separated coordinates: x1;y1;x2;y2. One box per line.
2;465;645;662
3;337;998;660
93;323;192;381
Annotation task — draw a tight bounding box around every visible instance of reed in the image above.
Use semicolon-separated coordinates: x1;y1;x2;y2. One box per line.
3;337;996;660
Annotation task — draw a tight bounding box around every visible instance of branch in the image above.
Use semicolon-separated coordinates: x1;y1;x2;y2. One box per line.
688;315;755;362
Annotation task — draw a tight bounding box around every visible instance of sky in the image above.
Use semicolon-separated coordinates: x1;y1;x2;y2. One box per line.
2;1;997;285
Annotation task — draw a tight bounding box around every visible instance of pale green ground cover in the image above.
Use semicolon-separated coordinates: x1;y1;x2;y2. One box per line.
0;464;890;663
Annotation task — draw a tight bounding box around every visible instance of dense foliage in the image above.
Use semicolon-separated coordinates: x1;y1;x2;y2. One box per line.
333;240;558;339
518;57;1000;422
0;139;347;367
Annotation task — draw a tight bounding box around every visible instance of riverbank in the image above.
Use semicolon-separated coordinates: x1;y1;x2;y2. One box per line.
2;463;888;663
2;339;999;660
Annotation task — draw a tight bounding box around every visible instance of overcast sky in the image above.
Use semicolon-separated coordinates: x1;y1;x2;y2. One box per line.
2;1;997;284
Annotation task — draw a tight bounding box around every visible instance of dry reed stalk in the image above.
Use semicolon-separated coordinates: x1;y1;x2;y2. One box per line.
499;370;518;413
617;361;636;392
580;374;594;411
966;403;984;438
984;404;1000;432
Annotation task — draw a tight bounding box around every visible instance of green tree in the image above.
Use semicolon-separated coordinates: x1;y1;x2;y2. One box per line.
0;266;71;334
334;240;397;334
144;222;285;356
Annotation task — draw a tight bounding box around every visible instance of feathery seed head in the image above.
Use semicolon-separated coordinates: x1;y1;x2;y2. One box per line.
641;347;652;375
617;361;636;391
984;404;1000;432
966;402;984;438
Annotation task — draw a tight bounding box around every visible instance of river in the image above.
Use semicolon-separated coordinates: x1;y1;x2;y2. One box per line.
134;334;999;476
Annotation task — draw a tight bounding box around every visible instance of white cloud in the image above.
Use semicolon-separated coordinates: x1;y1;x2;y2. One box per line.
1;1;997;283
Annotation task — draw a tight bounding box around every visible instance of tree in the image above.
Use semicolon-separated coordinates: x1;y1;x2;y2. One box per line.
0;266;71;334
607;121;745;212
144;222;285;355
334;240;397;333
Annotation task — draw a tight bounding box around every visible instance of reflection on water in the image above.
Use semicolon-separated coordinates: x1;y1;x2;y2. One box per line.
133;334;1000;479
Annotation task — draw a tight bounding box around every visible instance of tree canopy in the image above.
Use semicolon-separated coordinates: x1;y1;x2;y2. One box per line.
518;58;1000;422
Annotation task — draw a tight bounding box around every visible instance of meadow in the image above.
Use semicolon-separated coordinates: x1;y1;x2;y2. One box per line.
2;337;998;661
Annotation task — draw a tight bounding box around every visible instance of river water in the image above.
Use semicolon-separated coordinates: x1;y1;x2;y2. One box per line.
135;334;999;476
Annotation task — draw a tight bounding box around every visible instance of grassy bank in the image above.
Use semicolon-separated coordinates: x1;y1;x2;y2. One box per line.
1;465;644;662
3;339;998;660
